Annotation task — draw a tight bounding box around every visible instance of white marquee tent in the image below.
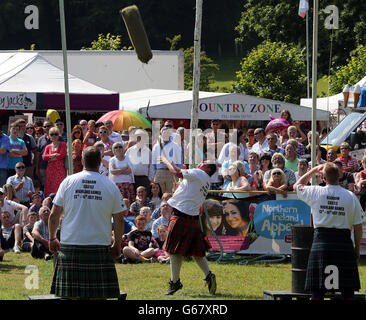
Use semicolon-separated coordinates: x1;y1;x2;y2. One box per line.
119;89;330;121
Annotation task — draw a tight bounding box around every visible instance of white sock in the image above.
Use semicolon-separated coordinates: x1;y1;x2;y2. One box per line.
170;254;183;283
193;256;210;277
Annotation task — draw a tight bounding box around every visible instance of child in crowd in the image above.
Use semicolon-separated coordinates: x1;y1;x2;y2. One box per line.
29;192;42;217
32;180;45;201
153;224;170;264
265;168;288;198
22;211;38;252
139;206;153;231
122;215;155;263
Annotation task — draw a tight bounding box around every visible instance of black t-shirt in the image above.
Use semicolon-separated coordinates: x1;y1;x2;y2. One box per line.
127;229;153;251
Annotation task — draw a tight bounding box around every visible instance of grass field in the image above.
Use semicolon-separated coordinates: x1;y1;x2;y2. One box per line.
2;252;366;300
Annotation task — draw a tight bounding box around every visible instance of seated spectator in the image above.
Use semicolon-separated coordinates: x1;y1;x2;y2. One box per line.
29;192;43;217
251;128;269;155
3;183;20;203
122;215;155;263
259;153;272;176
0;187;28;226
31;206;52;260
282;126;305;157
0;210;23;254
333;160;355;192
326;148;337;163
263;153;296;191
122;197;135;222
221;145;244;189
246;128;255;150
151;193;172;220
148;182;163;210
22;211;38;252
32;180;45;201
336;142;358;173
153;224;170;264
247;152;260;176
308;146;327;168
284;139;299;172
265;168;288;198
140;206;153;231
6;162;35;207
222;163;251;198
151;201;173;239
130;186;155;216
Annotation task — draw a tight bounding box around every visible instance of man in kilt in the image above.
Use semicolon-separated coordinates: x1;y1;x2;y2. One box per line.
294;162;364;300
48;146;127;299
159;156;217;295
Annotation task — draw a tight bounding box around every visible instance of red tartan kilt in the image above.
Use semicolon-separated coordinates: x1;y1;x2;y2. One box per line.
163;214;211;257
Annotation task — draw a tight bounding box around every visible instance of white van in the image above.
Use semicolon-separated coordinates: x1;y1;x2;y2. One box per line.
320;109;366;162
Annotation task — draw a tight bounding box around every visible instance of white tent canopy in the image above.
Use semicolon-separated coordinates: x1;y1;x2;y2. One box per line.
300;75;366;113
0;52;119;111
119;89;330;121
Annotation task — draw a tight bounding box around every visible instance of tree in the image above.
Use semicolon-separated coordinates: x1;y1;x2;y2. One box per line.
82;33;123;51
329;45;366;95
233;41;307;104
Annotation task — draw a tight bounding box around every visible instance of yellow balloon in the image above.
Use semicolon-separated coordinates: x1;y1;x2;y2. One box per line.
46;109;60;124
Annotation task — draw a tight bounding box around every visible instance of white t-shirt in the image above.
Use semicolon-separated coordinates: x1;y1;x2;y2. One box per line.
53;170;126;245
108;156;134;184
1;200;21;224
296;184;364;230
168;168;210;216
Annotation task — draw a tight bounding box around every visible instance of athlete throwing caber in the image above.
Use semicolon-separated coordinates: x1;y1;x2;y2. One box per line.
159;156;217;295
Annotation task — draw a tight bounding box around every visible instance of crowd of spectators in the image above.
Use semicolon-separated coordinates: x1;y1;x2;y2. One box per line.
0;111;365;263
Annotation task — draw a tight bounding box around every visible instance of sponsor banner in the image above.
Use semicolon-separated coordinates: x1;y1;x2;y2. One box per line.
0;92;37;110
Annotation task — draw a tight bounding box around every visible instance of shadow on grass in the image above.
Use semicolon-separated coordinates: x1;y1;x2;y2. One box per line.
0;263;26;273
190;292;245;300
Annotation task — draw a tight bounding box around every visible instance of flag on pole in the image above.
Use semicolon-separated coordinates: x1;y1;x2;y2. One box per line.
298;0;309;18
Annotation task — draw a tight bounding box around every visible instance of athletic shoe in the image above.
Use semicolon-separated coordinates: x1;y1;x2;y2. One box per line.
165;279;183;295
204;271;216;295
13;245;21;254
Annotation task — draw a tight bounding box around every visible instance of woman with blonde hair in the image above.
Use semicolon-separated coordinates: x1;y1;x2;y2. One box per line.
266;168;288;198
3;183;20;203
222;163;251;199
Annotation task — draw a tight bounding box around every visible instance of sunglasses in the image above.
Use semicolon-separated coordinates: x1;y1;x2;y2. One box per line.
272;172;282;176
50;133;59;137
100;130;108;134
16;166;25;169
43;125;52;128
114;146;123;150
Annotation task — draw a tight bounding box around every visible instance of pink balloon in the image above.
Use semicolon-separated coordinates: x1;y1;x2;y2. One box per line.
265;116;290;133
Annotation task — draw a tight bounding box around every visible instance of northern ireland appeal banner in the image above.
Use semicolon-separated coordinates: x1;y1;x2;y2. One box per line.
204;195;311;255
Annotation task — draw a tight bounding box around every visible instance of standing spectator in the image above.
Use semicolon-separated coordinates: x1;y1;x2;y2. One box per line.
126;129;154;192
326;148;337;163
83;120;98;148
31;206;52;260
264;133;284;156
16;119;38;181
263;153;297;191
94;141;110;177
152;126;182;194
109;141;135;204
336;142;358;173
55;119;67;142
130;186;155;216
0;124;10;187
79;119;88;138
282;126;305;157
105;119;122;144
251;128;269;156
34;126;44;143
245;129;255;150
151;201;173;239
7;122;28;177
25;123;36;138
71;125;84;173
42;127;67;196
280;109;294;125
6;162;35;207
304;131;327;162
206;120;226;162
0;210;23;254
98;125;114;157
284;139;299;172
333;160;355;192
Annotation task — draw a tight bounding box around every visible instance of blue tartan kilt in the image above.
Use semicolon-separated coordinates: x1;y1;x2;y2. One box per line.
163;208;211;257
50;244;120;299
305;228;360;292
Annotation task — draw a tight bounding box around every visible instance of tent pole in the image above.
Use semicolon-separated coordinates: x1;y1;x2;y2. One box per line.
311;0;318;185
58;0;73;175
189;0;203;169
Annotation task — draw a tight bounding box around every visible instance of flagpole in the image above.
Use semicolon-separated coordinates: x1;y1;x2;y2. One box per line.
306;13;310;98
58;0;73;175
311;0;318;185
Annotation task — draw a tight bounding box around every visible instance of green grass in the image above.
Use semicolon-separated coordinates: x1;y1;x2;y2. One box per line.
3;252;366;300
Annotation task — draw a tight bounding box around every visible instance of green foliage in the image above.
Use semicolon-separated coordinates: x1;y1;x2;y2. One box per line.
82;33;123;51
166;34;182;51
233;41;307;104
329;45;366;94
183;47;220;92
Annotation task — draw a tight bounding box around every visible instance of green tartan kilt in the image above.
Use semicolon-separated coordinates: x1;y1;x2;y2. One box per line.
50;244;120;299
